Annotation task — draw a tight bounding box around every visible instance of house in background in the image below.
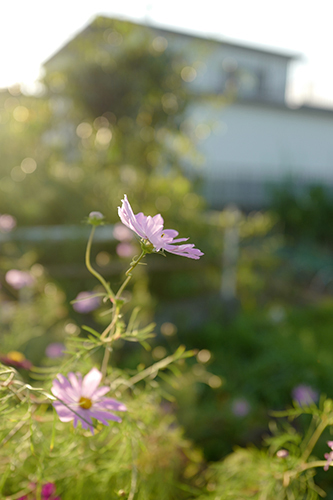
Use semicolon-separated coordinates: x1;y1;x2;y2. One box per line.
45;17;333;209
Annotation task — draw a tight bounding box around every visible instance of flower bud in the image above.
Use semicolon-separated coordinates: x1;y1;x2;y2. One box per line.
276;449;289;458
87;211;105;225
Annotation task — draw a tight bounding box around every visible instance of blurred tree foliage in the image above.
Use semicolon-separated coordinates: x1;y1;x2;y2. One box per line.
0;16;216;316
271;183;333;246
0;17;206;233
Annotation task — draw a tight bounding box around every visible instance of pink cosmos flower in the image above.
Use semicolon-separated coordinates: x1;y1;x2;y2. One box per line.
116;242;137;258
51;367;127;434
231;397;250;417
292;384;318;406
113;222;133;242
5;269;35;290
324;441;333;471
0;214;16;233
72;291;101;313
45;343;65;359
118;195;203;259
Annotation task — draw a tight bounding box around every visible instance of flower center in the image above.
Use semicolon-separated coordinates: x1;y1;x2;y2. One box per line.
79;396;92;410
141;238;155;253
8;351;25;362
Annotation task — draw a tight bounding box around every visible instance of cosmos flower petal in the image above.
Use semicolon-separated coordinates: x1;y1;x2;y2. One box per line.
91;410;122;424
81;367;103;398
51;380;75;403
94;397;127;412
118;196;146;238
163;243;204;259
167;237;189;244
92;386;111;399
118;195;203;259
52;402;75;422
162;229;179;238
67;372;82;395
52;368;126;434
74;411;94;433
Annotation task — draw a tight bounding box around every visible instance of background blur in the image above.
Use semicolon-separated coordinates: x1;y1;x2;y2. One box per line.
1;0;333;479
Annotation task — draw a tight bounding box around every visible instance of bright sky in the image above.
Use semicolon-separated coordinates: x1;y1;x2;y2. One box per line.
2;0;333;107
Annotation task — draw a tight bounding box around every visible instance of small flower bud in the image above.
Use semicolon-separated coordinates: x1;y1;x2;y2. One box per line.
86;211;105;226
276;449;289;458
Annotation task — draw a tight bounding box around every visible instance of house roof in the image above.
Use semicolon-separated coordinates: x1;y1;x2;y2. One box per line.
44;15;301;68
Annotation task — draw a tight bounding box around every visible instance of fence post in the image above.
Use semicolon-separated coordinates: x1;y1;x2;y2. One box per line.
220;205;241;302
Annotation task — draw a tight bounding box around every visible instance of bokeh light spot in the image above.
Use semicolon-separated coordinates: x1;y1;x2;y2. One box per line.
197;349;211;363
95;127;112;146
161;93;178;114
152;346;167;360
64;322;79;335
152;36;168;52
21;157;37;174
181;66;197;82
96;251;111;267
76;122;92;139
13;106;29;122
208;375;222;388
11;166;26;182
160;322;177;336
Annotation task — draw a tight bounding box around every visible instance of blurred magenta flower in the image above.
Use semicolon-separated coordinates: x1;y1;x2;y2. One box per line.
116;242;137;258
41;483;57;499
231;397;250;417
0;213;16;232
118;194;203;259
324;441;333;471
45;343;66;358
113;222;133;241
292;384;319;406
51;367;127;434
72;291;101;313
0;351;32;370
18;482;60;500
5;269;35;290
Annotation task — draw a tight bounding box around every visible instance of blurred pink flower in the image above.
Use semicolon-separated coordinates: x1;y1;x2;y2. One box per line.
51;367;127;434
113;222;133;241
72;291;100;313
116;242;137;258
118;195;203;259
231;398;250;417
5;269;34;290
45;343;66;358
324;441;333;471
0;214;16;233
292;384;318;406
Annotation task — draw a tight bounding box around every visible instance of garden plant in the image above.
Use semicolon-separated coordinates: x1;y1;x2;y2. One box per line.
2;197;333;499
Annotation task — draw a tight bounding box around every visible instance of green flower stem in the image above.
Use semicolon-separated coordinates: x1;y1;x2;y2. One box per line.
101;346;111;379
85;226;115;301
115;250;146;300
285;459;331;486
300;418;328;463
100;306;120;340
300;460;330;471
